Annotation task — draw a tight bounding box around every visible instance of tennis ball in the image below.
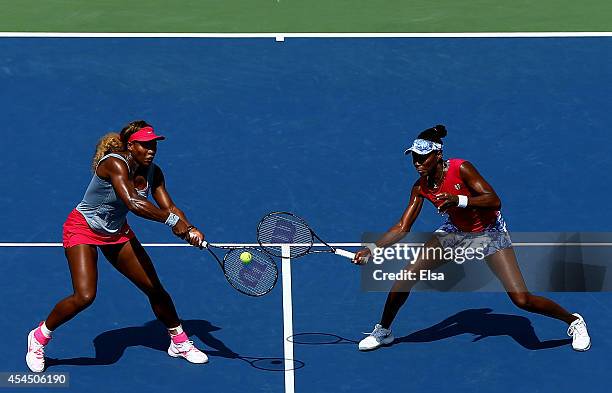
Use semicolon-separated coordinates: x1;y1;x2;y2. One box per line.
240;251;253;264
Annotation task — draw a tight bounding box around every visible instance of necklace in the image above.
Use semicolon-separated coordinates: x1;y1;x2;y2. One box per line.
429;160;448;189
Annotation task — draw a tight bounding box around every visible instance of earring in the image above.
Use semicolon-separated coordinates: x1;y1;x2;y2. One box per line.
127;152;134;171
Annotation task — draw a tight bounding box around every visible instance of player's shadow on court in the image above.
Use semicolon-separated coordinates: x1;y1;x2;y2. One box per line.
46;319;303;371
291;308;570;351
395;308;571;350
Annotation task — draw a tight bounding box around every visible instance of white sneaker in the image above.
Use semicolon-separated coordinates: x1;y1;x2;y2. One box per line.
25;329;46;373
358;324;394;351
567;313;591;351
167;340;209;364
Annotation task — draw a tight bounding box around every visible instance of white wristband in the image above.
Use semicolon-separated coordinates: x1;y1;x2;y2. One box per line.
457;195;468;208
165;213;180;227
366;243;378;254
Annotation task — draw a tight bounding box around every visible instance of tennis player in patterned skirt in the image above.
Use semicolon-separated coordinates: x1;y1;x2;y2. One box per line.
354;125;591;352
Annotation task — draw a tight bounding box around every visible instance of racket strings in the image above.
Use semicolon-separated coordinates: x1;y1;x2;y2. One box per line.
257;214;313;258
223;248;278;296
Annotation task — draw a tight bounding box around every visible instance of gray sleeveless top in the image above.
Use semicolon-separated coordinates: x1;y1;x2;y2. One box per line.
76;153;155;234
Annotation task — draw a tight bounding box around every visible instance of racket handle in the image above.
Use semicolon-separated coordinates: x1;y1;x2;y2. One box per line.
334;248;356;260
200;240;208;248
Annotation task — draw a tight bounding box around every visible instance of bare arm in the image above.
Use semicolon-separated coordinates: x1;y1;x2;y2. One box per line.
374;182;424;247
151;165;205;246
96;158;189;237
353;181;424;264
436;161;501;212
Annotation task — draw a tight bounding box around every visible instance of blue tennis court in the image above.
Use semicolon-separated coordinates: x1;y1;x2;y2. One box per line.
1;37;611;393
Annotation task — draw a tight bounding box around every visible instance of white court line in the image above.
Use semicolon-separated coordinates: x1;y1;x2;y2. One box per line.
2;242;612;247
0;242;359;247
281;245;295;393
0;32;612;38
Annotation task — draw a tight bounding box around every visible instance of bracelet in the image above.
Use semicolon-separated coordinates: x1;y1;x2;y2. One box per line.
165;213;180;227
182;225;196;240
457;195;468;208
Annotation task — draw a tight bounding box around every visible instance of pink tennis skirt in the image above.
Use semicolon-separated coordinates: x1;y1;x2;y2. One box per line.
62;209;135;248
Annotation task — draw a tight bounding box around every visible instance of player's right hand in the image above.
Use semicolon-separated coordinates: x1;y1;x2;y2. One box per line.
187;228;205;248
353;248;371;265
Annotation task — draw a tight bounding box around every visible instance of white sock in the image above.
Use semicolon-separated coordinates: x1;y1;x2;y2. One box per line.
40;322;53;338
168;324;184;336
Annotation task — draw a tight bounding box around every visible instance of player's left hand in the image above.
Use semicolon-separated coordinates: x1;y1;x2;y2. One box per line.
435;193;459;213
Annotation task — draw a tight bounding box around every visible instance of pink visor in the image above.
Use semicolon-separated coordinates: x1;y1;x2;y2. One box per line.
128;127;166;143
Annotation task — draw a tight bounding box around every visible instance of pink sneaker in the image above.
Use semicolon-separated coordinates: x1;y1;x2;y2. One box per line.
167;340;209;364
25;327;47;372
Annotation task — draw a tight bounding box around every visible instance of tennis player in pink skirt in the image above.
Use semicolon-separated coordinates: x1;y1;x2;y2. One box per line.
26;120;208;372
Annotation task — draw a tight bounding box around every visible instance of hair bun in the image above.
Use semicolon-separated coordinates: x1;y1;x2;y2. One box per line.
433;124;447;138
416;124;447;143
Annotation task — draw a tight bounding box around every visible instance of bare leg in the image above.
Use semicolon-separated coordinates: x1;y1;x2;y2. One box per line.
380;237;447;328
45;245;98;330
486;247;577;325
100;238;180;328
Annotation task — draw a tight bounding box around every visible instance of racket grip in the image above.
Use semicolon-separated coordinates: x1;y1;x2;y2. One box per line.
200;240;208;248
334;248;356;260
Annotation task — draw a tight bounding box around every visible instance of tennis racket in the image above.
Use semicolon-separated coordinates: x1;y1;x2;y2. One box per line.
256;212;362;261
199;240;278;297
